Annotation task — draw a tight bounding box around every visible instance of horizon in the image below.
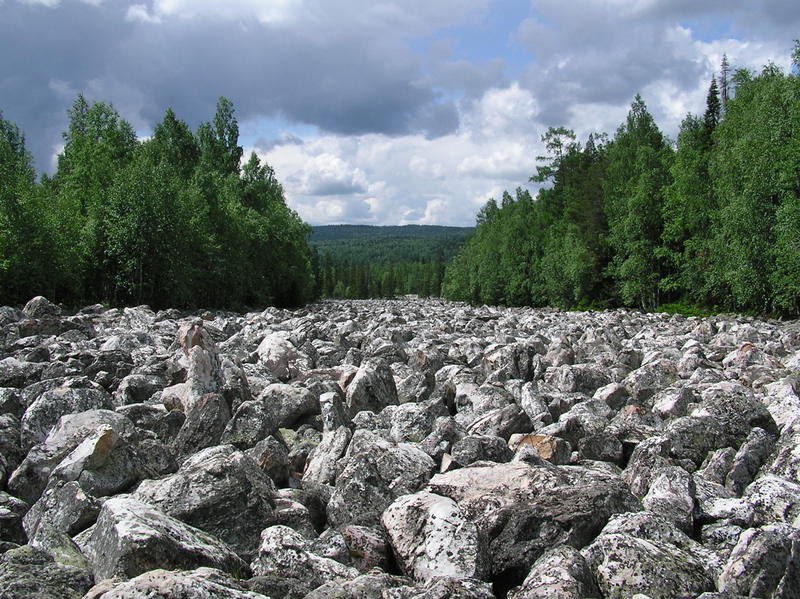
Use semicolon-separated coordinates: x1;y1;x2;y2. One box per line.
2;1;797;227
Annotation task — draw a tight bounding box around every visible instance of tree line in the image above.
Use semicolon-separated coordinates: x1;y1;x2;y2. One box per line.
0;97;314;309
443;47;800;318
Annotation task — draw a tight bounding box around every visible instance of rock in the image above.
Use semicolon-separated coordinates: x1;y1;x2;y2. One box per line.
246;435;291;486
305;571;412;599
0;545;93;599
245;574;313;599
466;403;532;439
718;524;800;598
507;545;600;599
726;427;773;495
764;419;800;486
345;358;398;416
259;383;318;429
386;577;495;599
76;496;249;580
327;430;436;528
743;475;800;527
250;525;358;590
303;426;352;485
385;402;435;443
382;490;488;582
578;432;624;464
83;567;267;599
340;524;390;572
256;332;311;381
509;433;571;465
642;466;696;533
428;461;640;587
20;385;112;450
133;445;276;561
113;374;165;407
161;343;223;414
545;363;611;395
9;409;138;504
0;388;23;418
0;492;28;545
582;512;719;599
23;480;102;541
451;434;513;467
173;393;231;457
22;296;62;319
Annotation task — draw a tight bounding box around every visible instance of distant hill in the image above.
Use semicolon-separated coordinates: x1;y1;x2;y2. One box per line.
310;224;474;242
310;224;473;265
309;224;474;298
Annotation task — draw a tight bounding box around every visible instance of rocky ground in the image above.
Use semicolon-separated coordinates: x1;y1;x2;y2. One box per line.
0;295;799;598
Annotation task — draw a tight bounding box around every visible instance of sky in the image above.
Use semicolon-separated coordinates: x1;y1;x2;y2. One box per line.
1;1;798;226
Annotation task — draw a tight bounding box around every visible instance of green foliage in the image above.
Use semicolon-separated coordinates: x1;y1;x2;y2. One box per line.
0;97;314;309
444;47;800;318
311;225;465;299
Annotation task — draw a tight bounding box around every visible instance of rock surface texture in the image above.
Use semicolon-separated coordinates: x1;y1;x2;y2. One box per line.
0;296;799;598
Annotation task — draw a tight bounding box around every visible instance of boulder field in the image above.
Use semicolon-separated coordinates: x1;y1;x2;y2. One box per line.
1;295;799;598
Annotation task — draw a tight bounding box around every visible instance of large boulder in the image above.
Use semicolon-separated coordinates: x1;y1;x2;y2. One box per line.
427;461;640;587
327;430;435;528
382;491;488;582
83;567;267;599
582;511;720;599
250;525;358;591
345;358;398;416
8;409;138;504
20;385;112;450
133;445;276;561
0;545;93;599
75;496;249;580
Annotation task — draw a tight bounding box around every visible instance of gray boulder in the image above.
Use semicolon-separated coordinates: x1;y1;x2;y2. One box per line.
83;567;267;599
133;444;276;561
582;512;719;599
717;524;800;598
327;430;435;527
0;545;92;599
345;358;398;416
76;496;249;580
250;525;358;590
507;545;600;599
9;409;138;504
382;490;488;582
21;385;112;450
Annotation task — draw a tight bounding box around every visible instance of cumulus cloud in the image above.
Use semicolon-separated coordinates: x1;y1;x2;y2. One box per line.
1;0;798;225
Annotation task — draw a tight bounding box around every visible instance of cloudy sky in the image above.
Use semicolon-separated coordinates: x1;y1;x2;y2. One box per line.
1;1;797;226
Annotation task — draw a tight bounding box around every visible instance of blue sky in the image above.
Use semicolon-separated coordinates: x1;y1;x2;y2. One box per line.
1;0;797;226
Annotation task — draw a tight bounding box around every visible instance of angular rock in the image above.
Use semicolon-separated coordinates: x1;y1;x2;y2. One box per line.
0;491;28;545
173;393;230;457
507;545;600;599
0;545;93;599
345;358;398;416
451;434;513;467
718;524;800;598
642;466;696;533
84;567;267;599
250;525;358;590
382;490;488;582
327;430;435;528
76;496;249;580
133;445;276;561
21;385;112;450
9;409;138;504
582;512;719;599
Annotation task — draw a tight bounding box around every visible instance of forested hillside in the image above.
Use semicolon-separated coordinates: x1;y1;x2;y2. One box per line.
0;97;314;309
311;225;472;299
444;48;800;318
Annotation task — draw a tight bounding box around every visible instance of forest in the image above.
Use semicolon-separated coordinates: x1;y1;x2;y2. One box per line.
443;49;800;318
311;225;472;299
0;97;314;309
2;47;799;317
